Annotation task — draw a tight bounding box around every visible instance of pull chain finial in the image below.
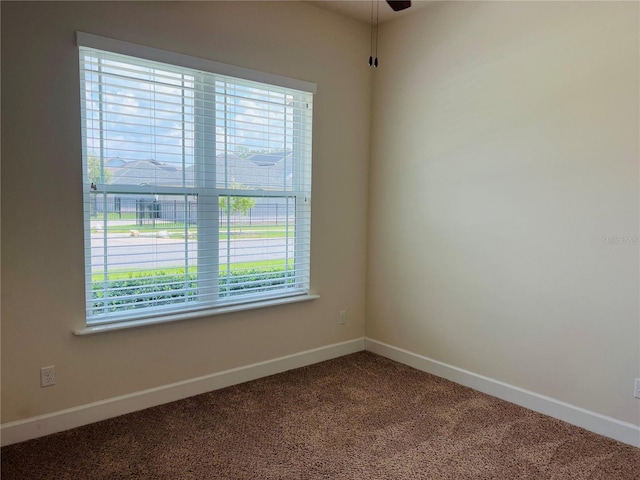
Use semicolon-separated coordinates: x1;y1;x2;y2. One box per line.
369;0;379;68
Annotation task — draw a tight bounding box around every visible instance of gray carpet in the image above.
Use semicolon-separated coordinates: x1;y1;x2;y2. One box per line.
2;352;639;479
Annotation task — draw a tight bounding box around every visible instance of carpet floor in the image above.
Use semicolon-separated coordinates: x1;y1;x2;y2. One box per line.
2;352;639;479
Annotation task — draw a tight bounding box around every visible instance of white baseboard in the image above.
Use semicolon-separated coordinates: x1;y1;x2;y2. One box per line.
1;338;365;446
5;337;637;449
365;338;640;448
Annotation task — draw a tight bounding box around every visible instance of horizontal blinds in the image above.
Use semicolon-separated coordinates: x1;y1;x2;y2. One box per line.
76;32;317;94
79;43;313;325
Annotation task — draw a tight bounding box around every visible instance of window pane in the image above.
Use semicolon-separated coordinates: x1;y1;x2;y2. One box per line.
82;54;196;188
87;193;199;317
218;197;298;298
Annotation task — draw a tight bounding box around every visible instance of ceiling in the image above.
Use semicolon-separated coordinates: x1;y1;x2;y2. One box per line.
308;1;430;24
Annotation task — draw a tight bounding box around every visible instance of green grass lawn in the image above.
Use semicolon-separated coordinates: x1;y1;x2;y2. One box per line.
93;259;293;282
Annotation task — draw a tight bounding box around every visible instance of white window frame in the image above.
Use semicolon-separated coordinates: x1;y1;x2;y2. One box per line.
75;33;317;335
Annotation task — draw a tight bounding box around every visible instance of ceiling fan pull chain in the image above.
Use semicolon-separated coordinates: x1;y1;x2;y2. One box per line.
374;0;380;67
369;0;375;66
368;0;412;67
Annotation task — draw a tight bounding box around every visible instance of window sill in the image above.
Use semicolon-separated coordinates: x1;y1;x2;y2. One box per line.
74;294;320;336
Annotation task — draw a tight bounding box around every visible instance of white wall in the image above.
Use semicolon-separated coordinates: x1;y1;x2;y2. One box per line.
368;1;639;425
1;1;370;423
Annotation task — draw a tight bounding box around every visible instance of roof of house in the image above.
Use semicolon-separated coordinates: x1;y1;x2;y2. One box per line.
106;152;293;191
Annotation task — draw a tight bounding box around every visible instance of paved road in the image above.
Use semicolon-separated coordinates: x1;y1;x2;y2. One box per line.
90;233;295;272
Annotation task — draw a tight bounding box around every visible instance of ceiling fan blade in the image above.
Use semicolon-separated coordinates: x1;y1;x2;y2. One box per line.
386;0;412;11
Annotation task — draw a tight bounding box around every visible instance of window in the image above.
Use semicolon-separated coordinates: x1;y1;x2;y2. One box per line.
78;33;315;328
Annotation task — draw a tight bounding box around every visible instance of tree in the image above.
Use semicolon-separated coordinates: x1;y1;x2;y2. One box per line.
87;155;112;217
234;146;290;160
87;155;112;185
230;196;256;216
219;183;256;231
219;182;256;216
235;146;252;159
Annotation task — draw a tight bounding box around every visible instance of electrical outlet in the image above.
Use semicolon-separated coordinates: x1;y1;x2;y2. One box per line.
41;366;56;387
339;310;347;325
635;378;640;399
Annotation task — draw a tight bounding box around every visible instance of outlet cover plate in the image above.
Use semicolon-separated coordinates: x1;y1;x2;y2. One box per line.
41;366;56;387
